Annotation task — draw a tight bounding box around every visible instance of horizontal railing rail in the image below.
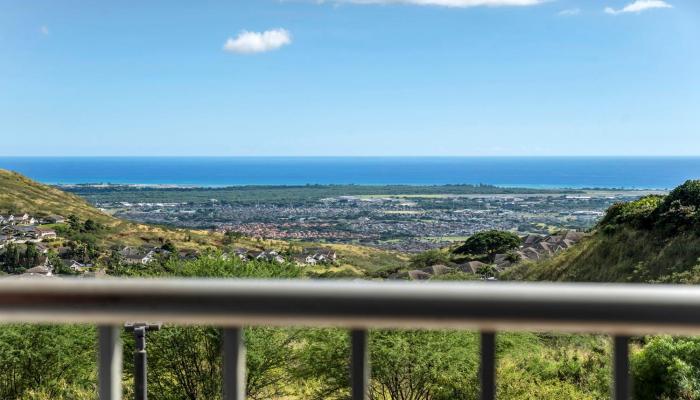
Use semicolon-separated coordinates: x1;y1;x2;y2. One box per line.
3;279;700;332
3;278;700;400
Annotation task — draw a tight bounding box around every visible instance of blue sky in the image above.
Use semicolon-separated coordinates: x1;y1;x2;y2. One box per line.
1;0;698;156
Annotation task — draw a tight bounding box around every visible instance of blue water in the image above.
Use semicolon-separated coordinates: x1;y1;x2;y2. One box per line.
1;157;699;189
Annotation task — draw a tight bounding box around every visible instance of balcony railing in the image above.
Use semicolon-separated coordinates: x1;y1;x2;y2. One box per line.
2;279;700;399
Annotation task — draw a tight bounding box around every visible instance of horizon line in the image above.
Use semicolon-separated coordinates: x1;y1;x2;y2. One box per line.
2;155;700;158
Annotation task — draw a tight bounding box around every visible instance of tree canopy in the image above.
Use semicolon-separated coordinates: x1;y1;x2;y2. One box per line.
453;230;521;260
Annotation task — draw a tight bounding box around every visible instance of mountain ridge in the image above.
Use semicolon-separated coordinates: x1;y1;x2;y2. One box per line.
504;180;700;283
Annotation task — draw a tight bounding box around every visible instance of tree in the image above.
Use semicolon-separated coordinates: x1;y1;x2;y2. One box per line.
68;241;92;264
1;243;21;273
67;214;81;231
82;219;98;232
409;249;451;269
124;255;305;399
49;251;72;275
0;325;95;399
294;329;479;400
23;243;40;268
454;230;521;261
161;240;177;253
222;230;243;245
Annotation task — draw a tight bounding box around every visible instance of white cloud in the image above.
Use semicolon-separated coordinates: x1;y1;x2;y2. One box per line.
604;0;672;15
319;0;544;8
558;8;580;16
40;26;49;35
223;29;292;54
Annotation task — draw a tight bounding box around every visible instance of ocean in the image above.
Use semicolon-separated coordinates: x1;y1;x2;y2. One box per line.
1;156;699;189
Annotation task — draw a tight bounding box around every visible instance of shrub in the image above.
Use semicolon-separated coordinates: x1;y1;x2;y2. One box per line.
654;180;700;232
632;336;700;400
660;180;700;211
409;249;451;268
598;195;664;229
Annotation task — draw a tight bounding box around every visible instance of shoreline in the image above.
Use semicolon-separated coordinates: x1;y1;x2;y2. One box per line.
54;182;671;193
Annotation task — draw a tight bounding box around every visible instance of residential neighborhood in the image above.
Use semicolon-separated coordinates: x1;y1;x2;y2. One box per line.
393;230;586;280
0;211;342;278
0;213;58;247
87;189;649;253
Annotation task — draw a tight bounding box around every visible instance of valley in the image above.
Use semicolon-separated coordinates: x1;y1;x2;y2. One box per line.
66;184;660;252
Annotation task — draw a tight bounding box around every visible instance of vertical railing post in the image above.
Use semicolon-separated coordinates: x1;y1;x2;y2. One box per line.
133;326;148;400
98;325;122;400
613;335;631;400
480;331;496;400
351;329;369;400
223;327;246;400
124;323;161;400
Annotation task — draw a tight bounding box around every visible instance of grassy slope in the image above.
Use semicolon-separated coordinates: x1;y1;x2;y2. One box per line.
504;230;700;282
0;169;407;270
0;170;110;222
505;225;700;283
0;169;222;250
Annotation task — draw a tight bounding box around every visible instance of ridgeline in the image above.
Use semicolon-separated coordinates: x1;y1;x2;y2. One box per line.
505;180;700;283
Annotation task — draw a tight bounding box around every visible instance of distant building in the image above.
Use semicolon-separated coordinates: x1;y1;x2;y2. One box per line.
460;261;488;274
119;247;157;265
62;260;87;273
36;228;57;239
24;265;53;277
256;250;285;264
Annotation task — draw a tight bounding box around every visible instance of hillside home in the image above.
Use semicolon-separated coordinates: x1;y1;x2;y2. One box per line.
63;260;87;273
119;247;157;265
36;228;57;239
233;248;250;261
408;270;431;280
303;255;318;265
459;261;488;274
24;264;53;277
256;250;285;264
307;248;337;262
12;226;40;240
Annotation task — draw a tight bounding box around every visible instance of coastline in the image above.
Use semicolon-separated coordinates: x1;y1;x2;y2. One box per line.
2;156;699;190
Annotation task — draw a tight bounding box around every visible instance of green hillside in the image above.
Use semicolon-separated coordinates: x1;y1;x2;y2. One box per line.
0;169;406;271
505;180;700;283
0;169;225;250
0;169;111;222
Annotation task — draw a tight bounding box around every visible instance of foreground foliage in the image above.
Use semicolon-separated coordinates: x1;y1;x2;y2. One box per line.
4;178;700;399
0;255;618;400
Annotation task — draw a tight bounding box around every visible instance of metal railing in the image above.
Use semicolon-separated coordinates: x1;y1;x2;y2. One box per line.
3;279;700;399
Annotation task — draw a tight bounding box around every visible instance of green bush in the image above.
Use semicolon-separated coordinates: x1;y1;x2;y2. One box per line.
660;180;700;211
655;180;700;232
0;325;96;399
598;196;664;230
409;249;451;268
632;336;700;400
